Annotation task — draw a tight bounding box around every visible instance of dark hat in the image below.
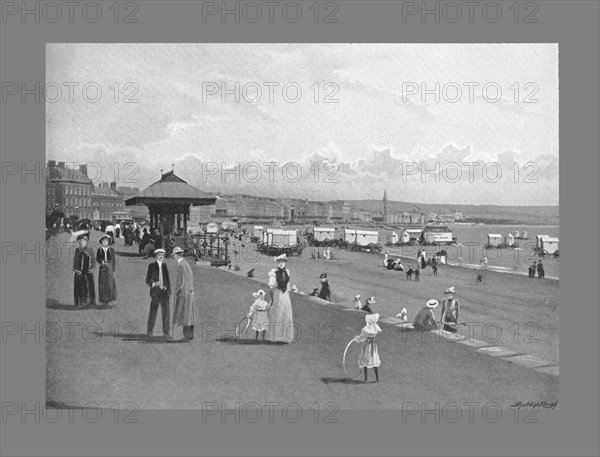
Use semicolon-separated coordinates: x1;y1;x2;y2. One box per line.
98;234;114;245
320;273;327;279
76;232;89;241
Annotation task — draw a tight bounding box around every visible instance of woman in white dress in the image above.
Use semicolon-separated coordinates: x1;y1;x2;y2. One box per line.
267;254;294;343
356;313;382;382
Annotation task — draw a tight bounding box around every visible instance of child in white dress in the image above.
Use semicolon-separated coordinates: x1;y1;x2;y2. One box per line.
356;313;382;382
247;289;270;341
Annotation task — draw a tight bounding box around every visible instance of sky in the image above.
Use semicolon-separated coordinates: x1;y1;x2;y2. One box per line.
46;43;559;205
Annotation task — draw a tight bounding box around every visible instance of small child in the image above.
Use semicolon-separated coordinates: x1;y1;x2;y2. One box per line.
247;290;271;340
354;294;362;310
355;313;382;382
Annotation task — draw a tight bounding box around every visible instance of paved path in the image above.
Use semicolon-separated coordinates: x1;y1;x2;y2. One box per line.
46;233;558;409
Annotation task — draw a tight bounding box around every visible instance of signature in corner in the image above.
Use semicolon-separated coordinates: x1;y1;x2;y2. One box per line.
510;401;558;410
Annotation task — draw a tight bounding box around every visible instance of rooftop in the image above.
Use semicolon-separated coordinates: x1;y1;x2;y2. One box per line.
125;170;216;206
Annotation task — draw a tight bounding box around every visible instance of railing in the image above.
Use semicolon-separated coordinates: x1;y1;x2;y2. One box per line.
191;234;230;263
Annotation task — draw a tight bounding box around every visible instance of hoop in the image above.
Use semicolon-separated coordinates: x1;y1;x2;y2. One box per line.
235;316;252;341
342;337;363;379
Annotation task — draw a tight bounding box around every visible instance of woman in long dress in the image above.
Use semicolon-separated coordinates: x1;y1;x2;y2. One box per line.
356;313;382;382
267;255;294;343
96;235;118;306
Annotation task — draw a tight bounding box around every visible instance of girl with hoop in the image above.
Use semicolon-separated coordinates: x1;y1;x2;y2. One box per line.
356;313;382;382
247;290;271;341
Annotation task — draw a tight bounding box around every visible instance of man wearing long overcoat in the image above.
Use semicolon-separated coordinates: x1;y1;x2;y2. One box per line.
171;247;198;341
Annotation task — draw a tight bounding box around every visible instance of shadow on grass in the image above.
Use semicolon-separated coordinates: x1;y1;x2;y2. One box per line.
89;331;187;344
45;401;86;409
216;336;288;346
46;299;114;311
320;377;369;385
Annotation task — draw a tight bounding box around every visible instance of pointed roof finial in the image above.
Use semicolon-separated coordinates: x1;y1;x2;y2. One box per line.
172;163;175;171
160;168;163;176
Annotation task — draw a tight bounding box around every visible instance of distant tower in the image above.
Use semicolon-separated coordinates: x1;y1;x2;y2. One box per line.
382;190;388;222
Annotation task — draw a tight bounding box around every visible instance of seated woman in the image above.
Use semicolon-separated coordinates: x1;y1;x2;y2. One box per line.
412;299;439;331
318;273;331;301
361;296;375;314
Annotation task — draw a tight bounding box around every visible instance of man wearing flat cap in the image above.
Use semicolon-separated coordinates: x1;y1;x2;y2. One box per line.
145;248;171;338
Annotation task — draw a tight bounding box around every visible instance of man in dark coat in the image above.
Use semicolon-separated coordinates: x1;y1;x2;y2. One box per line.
73;233;96;307
153;228;163;249
537;261;545;279
145;248;171;338
139;228;150;253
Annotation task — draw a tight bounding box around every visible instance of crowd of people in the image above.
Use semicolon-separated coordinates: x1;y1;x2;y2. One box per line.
69;228;199;342
383;250;439;280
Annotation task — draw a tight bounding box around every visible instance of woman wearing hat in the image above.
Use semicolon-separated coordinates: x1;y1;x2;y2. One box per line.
440;287;460;333
72;232;96;307
318;273;331;302
412;299;439;332
361;296;376;313
355;313;382;382
267;254;294;343
96;234;118;307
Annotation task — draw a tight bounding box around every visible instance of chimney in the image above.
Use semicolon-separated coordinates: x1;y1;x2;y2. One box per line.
110;182;117;190
48;160;56;169
79;164;88;177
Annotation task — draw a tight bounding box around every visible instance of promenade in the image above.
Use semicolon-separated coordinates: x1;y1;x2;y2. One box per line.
46;233;558;409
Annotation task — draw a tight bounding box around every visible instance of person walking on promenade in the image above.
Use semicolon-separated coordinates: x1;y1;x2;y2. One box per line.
172;247;198;341
267;254;295;343
145;248;171;338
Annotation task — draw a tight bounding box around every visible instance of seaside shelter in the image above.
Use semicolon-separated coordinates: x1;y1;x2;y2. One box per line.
253;226;264;239
344;229;379;246
125;170;216;236
263;229;298;246
401;228;423;243
487;234;503;246
540;237;559;255
536;234;550;250
313;227;336;242
422;226;453;244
